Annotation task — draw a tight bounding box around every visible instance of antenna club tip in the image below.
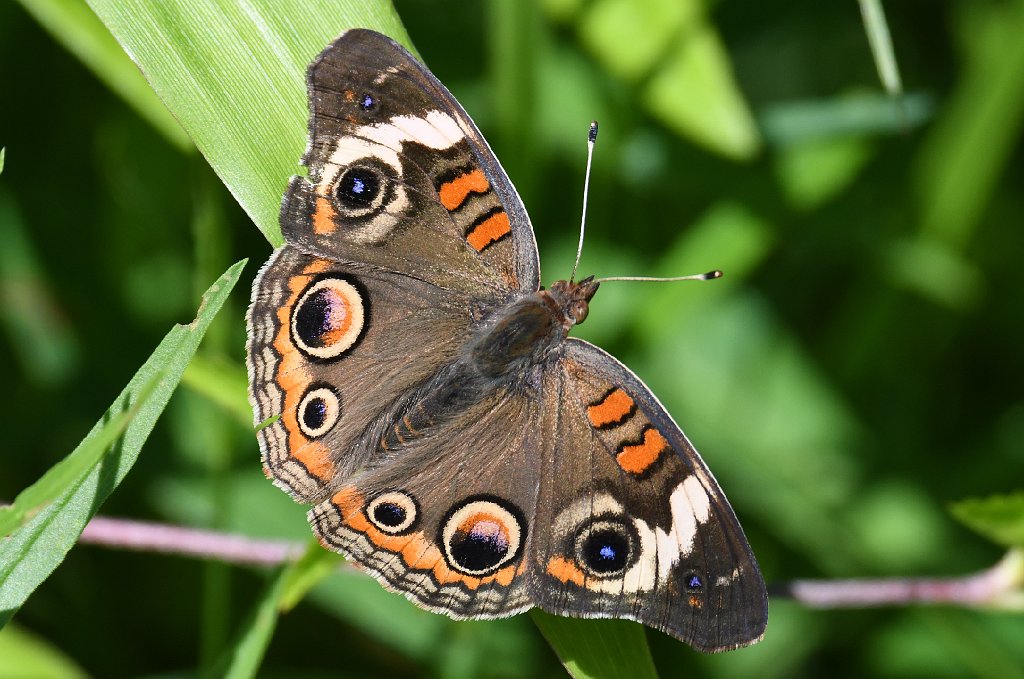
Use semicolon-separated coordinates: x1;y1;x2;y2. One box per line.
588;121;599;143
706;270;723;280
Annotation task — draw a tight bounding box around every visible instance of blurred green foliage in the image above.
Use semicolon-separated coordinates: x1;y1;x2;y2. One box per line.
1;0;1023;677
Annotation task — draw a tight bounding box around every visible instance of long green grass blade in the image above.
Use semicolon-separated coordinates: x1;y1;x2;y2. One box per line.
858;0;903;97
0;260;246;628
84;0;410;245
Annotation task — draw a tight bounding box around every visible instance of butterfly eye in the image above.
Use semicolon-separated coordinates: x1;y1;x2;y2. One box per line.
569;300;589;324
366;491;418;534
573;518;638;578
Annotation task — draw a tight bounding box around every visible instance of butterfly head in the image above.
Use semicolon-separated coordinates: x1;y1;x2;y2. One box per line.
548;276;600;328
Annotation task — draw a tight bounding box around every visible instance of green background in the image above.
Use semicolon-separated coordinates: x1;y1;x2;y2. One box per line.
1;0;1023;676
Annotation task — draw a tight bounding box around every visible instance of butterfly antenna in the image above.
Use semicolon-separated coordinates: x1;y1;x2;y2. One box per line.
570;121;599;284
595;270;723;283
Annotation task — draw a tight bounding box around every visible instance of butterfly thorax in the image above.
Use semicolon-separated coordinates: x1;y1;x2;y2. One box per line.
470;277;599;378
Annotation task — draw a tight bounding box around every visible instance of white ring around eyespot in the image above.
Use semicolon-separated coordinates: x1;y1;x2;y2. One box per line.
366;491;418;534
441;499;523;576
290;277;365;360
296;386;341;439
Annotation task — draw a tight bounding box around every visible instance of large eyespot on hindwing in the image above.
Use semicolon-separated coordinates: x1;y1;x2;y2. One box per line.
365;490;419;535
290;275;368;361
573;517;640;578
440;496;526;576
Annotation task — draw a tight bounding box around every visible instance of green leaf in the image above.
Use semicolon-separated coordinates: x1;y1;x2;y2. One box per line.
14;0;192;150
950;492;1024;548
0;260;246;628
531;611;658;679
84;0;411;245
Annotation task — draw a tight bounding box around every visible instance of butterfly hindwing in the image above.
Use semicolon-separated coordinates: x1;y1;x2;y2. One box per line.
309;376;542;618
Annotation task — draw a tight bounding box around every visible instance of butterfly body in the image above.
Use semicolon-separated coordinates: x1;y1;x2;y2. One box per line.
246;28;767;652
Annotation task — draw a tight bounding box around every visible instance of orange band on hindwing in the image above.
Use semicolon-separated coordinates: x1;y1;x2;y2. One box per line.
270;258;337;482
465;209;511;252
330;488;522;590
616;426;669;475
587;388;636;429
438;168;490;211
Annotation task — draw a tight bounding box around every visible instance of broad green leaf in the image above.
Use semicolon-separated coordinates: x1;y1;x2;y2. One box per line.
16;0;192;150
0;260;246;628
531;611;658;679
950;492;1024;548
84;0;411;245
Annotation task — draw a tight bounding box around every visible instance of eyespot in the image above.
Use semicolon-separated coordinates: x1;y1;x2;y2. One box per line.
366;491;418;534
297;384;341;438
330;159;399;222
359;93;375;111
290;276;367;361
336;167;380;209
441;496;525;576
574;518;638;577
686;574;703;590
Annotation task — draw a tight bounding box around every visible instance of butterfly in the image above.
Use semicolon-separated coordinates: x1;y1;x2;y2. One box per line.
246;28;767;652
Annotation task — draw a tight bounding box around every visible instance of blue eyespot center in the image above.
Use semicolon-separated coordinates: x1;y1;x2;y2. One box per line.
581;528;630;574
337;168;379;208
